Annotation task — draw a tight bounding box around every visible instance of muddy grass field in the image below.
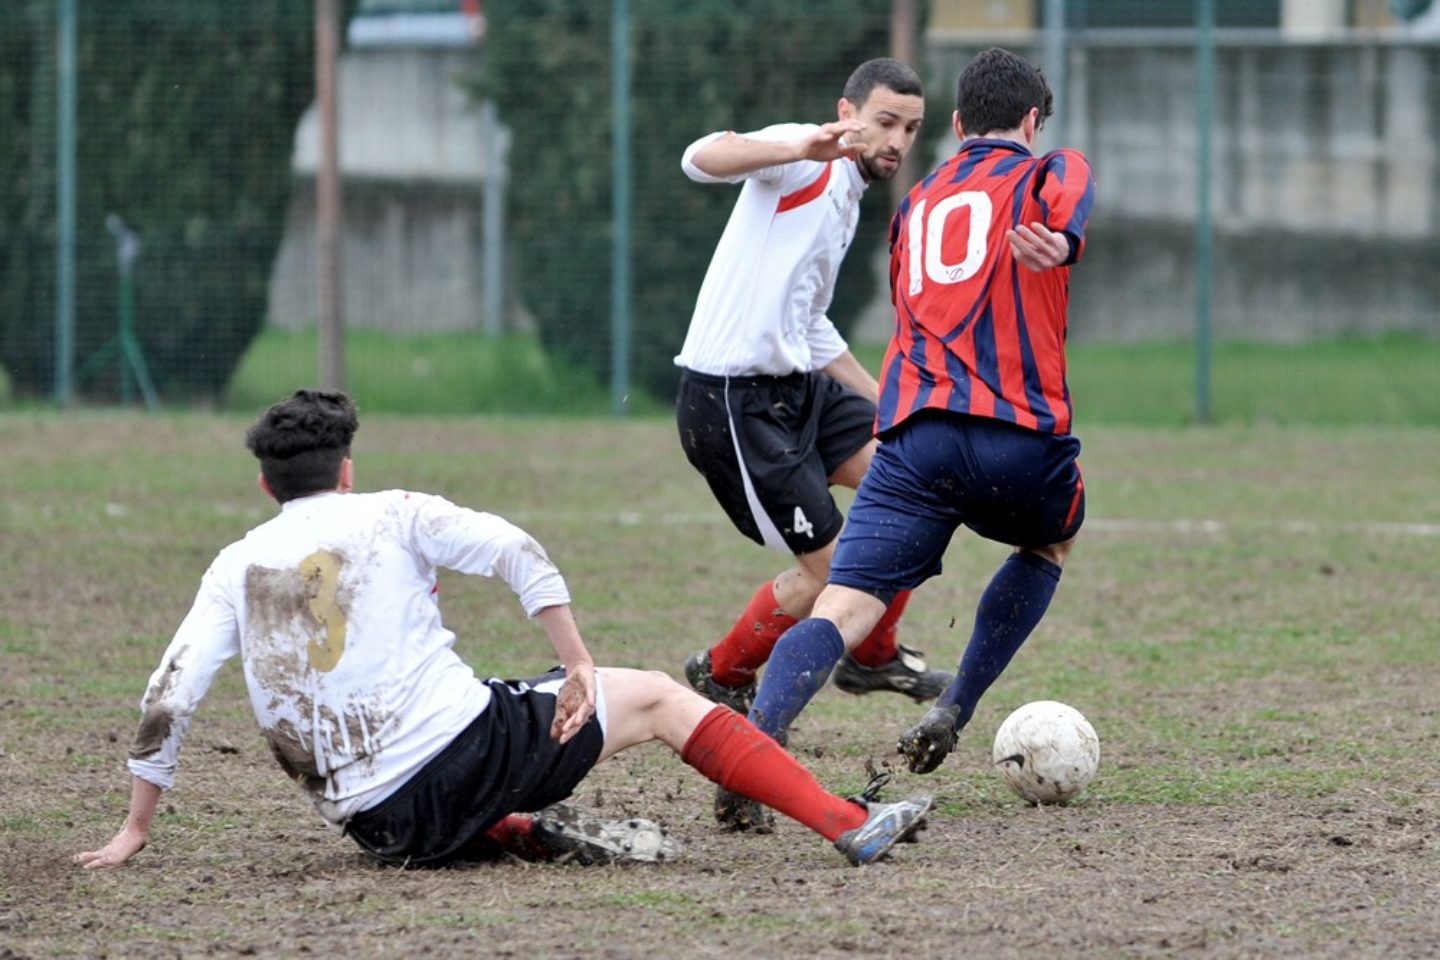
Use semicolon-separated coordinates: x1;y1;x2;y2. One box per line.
2;414;1437;959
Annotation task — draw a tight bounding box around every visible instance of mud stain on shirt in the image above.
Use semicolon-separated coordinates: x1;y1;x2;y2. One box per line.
128;644;189;759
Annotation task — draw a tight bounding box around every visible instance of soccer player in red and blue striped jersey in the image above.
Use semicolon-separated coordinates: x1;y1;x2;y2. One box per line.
745;47;1096;777
878;93;1093;437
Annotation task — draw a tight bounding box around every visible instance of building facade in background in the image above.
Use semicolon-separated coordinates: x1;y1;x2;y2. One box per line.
266;0;1438;343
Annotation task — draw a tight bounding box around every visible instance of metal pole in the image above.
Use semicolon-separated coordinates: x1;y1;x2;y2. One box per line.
481;99;505;337
316;0;345;391
610;0;632;416
54;0;77;406
889;0;919;203
1194;0;1215;424
1043;0;1067;143
106;214;159;411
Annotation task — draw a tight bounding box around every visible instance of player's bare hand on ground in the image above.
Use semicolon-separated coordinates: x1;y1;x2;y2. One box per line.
800;120;868;162
1007;221;1070;271
550;662;596;743
73;826;146;869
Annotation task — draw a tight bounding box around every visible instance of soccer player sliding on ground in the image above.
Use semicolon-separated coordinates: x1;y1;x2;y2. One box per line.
74;390;931;871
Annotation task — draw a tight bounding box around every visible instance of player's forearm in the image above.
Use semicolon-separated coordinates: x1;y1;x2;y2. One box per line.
535;604;594;671
689;131;802;179
125;775;163;837
822;351;880;405
73;775;163;869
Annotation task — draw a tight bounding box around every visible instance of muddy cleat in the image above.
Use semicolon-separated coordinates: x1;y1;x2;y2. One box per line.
832;644;952;702
833;794;934;866
897;703;963;775
713;786;776;834
532;804;682;864
684;649;756;716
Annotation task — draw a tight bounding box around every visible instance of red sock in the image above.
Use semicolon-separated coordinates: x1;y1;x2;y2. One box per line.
709;580;797;686
848;590;911;667
482;814;552;860
681;706;865;841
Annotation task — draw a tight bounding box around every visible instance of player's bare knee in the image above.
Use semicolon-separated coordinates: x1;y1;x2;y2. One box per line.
813;584;887;648
1024;536;1075;568
827;440;876;489
774;562;827;616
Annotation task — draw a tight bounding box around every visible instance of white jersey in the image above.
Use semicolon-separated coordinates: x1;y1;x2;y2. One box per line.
126;489;572;825
675;123;867;377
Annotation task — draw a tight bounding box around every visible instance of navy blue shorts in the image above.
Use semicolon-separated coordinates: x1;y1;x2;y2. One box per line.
828;412;1084;599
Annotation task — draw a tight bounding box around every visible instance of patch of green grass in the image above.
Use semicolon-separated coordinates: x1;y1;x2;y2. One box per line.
14;330;1436;423
595;889;699;910
225;328;659;416
856;333;1440;427
125;924;191;942
1094;763;1359;805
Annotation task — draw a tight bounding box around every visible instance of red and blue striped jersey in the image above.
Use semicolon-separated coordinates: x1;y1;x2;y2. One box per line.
876;138;1095;436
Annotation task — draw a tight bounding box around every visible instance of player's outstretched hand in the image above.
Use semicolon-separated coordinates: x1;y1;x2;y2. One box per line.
73;825;147;869
551;662;597;744
1007;221;1070;272
800;119;868;163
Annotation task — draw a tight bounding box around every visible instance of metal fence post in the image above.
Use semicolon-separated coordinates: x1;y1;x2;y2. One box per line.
54;0;77;407
1194;0;1216;424
316;0;345;392
610;0;632;416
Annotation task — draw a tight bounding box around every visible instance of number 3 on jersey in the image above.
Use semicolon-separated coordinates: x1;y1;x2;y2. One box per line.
907;191;993;295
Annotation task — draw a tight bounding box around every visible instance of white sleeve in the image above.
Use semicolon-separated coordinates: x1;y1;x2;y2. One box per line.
806;313;849;370
409;494;571;617
681;123;826;188
126;562;241;791
681;131;736;183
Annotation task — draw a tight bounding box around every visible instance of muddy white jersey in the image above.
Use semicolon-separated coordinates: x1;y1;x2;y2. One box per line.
126;489;571;824
675;123;866;377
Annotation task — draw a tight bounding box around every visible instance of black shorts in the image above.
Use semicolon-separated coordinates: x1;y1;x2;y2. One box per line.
830;411;1085;598
675;368;876;555
344;670;604;867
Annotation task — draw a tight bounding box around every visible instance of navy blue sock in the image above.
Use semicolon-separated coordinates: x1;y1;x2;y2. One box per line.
940;551;1063;729
748;618;845;740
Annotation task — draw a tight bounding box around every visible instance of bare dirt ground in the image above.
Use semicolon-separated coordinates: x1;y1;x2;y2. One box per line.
3;416;1438;959
5;690;1437;960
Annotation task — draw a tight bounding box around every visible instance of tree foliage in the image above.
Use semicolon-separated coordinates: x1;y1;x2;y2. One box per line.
0;1;328;401
481;1;910;402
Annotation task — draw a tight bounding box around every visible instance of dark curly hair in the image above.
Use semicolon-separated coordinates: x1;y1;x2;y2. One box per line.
245;389;359;503
956;47;1053;138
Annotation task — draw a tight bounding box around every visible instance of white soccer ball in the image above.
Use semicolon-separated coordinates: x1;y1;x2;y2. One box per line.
992;700;1100;804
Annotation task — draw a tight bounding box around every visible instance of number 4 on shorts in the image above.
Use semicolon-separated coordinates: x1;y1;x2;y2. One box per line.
792;506;814;539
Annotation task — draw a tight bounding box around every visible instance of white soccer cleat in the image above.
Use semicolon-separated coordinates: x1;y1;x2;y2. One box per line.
532;804;682;864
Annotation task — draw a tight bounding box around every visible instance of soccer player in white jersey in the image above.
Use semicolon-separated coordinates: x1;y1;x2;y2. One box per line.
74;390;930;870
674;58;949;829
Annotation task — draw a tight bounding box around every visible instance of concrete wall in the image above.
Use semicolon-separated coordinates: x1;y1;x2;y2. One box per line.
267;47;509;332
922;35;1440;341
273;36;1440;343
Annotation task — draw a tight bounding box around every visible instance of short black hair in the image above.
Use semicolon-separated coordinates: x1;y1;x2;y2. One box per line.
245;389;359;503
955;47;1053;138
843;57;923;106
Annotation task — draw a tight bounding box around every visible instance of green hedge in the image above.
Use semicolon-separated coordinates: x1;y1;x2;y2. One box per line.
480;1;935;402
0;1;338;402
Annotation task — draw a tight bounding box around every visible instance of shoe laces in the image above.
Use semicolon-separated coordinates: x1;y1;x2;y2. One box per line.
855;770;893;805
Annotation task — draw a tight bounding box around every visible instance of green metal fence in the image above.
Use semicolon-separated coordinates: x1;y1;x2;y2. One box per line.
2;1;1436;416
